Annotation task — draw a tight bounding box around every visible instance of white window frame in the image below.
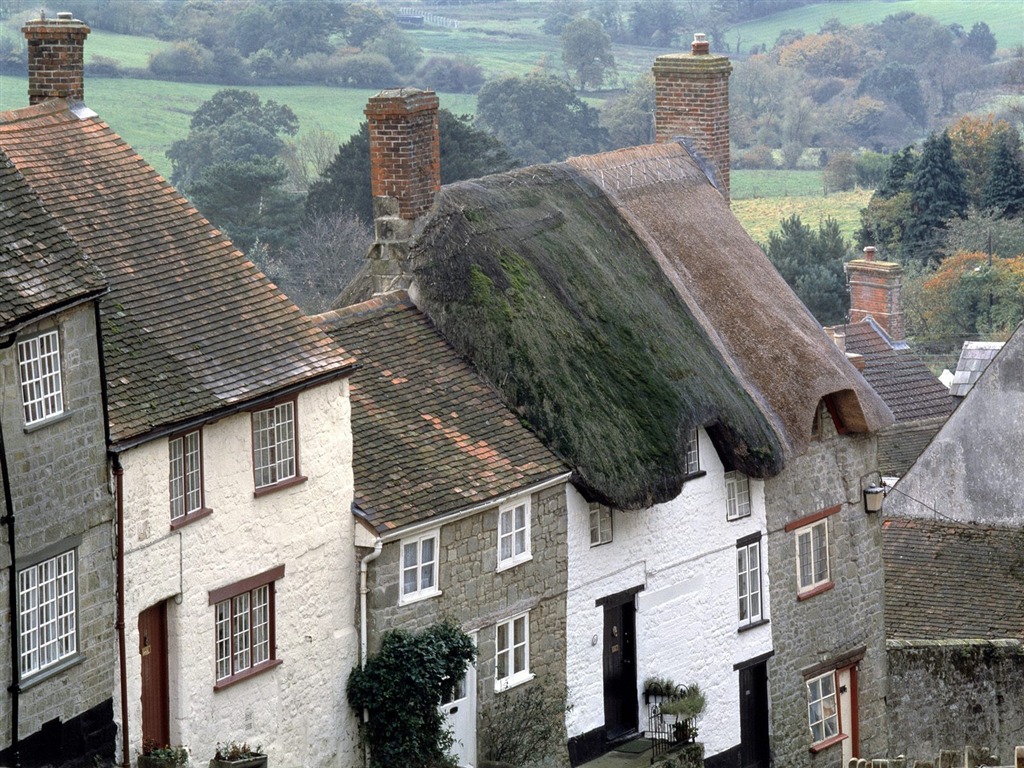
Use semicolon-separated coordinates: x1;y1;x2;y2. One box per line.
252;400;297;489
725;471;751;520
18;329;64;426
796;519;830;593
737;538;762;626
495;613;532;692
497;497;531;571
807;670;840;744
400;531;441;604
589;503;612;546
684;427;700;475
18;549;77;679
169;429;204;521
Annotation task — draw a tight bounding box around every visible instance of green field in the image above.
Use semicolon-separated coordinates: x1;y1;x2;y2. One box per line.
732;186;872;246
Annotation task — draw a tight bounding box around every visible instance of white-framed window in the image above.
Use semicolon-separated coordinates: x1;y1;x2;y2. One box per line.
18;330;64;426
18;550;77;678
589;503;612;546
400;531;440;603
807;670;840;744
210;565;283;687
495;613;531;691
684;427;700;475
737;538;762;626
169;429;204;521
725;471;751;520
796;519;830;593
497;498;531;570
252;400;297;490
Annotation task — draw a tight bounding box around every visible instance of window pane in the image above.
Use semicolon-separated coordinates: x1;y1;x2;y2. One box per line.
813;522;829;582
184;431;202;513
496;623;508;679
169;436;184;520
233;594;251;672
18;331;63;425
420;537;435;589
798;531;812;587
215;600;232;680
252;586;270;665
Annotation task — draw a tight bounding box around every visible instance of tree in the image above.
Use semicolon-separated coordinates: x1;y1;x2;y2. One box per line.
561;17;616;90
904;130;968;266
476;73;608;165
857;62;927;126
948;114;1019;207
875;146;918;199
963;21;997;63
762;215;850;325
627;0;682;47
364;26;423;74
981;133;1024;218
347;620;475;768
942;208;1024;260
601;74;655;149
306;110;518;225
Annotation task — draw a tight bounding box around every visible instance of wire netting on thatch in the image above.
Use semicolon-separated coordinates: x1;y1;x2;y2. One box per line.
410;164;783;510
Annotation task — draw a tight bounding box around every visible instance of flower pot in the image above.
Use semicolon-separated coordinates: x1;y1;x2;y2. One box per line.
209;758;267;768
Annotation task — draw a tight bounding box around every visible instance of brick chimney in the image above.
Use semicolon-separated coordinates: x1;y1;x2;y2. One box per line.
22;12;91;105
846;246;905;341
653;33;732;200
365;88;440;221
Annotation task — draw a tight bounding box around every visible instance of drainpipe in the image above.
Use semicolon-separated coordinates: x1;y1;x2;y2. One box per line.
0;332;21;768
359;536;382;768
113;457;128;767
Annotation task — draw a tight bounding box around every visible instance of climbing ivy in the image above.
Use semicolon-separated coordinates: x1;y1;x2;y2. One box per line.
347;620;476;768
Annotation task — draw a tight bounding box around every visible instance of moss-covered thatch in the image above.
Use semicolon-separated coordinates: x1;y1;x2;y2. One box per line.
409;164;783;509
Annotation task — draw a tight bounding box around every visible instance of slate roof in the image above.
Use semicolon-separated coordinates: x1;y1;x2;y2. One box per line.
949;341;1003;398
840;318;954;423
883;517;1024;640
0;147;105;332
314;292;567;533
0;100;354;445
344;142;893;509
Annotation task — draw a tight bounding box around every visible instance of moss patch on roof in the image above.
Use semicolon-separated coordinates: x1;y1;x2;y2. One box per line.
410;164;782;509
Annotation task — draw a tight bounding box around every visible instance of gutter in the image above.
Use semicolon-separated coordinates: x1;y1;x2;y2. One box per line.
113;457;128;767
358;527;382;768
0;332;21;768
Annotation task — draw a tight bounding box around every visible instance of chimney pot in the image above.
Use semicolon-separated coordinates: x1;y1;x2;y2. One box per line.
863;246;876;261
57;11;73;20
692;33;710;55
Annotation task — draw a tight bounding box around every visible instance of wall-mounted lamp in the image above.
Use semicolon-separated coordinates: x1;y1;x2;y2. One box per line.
863;484;885;514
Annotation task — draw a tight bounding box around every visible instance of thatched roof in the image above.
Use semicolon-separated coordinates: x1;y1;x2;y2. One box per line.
343;143;892;510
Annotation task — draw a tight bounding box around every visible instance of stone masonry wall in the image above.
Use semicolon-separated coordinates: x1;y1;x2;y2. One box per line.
364;483;569;764
764;432;887;768
0;304;116;763
887;642;1024;766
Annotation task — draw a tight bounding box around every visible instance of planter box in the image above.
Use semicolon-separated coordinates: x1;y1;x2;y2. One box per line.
138;754;187;768
209;757;267;768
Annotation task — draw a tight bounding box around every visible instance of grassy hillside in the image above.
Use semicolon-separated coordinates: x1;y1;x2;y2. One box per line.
728;0;1024;53
732;185;871;246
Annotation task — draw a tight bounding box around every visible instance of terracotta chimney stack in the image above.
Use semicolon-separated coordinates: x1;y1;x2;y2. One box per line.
22;12;91;105
365;88;440;221
846;246;905;341
653;34;732;200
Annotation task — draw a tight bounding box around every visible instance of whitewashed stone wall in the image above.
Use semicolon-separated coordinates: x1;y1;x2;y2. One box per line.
115;380;359;767
565;428;772;758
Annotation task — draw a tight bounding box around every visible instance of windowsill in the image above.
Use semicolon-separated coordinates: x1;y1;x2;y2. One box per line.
590;539;612;548
495;671;535;693
213;658;282;691
170;507;213;530
683;470;706;481
23;410;71;433
18;653;83;691
809;733;847;754
253;474;307;498
496;553;533;573
727;513;752;523
738;618;769;633
797;581;835;602
399;587;442;606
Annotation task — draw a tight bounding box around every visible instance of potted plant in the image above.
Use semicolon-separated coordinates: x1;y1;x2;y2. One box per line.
210;741;267;768
659;683;706;744
137;740;189;768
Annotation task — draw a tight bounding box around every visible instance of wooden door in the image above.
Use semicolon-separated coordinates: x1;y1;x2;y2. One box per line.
738;662;770;768
602;600;638;740
139;602;169;749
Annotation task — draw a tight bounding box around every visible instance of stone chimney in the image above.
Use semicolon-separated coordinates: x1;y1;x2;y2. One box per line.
846;246;905;341
22;12;91;105
653;33;732;200
365;88;440;221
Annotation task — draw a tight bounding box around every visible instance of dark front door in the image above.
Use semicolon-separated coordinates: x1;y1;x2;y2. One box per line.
739;661;770;768
139;602;170;749
602;599;638;740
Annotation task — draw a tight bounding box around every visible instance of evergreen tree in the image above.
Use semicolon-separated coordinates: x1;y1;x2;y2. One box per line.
904;131;968;266
763;215;851;325
981;133;1024;219
875;146;917;198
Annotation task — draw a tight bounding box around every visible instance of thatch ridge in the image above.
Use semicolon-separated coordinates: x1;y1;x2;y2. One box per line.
408;162;783;509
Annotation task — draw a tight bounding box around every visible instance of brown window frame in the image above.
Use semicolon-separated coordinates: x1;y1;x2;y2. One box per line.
169;427;212;528
250;397;307;496
209;565;285;690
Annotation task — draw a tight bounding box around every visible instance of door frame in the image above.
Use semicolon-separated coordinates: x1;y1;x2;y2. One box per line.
441;631;478;768
735;652;773;768
597;585;643;741
138;601;170;750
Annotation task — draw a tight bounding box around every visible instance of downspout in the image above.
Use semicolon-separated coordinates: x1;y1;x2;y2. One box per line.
113;457;128;768
1;332;21;768
359;535;382;768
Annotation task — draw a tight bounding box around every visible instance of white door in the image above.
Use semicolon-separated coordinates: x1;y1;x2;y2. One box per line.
838;666;855;766
441;634;477;768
